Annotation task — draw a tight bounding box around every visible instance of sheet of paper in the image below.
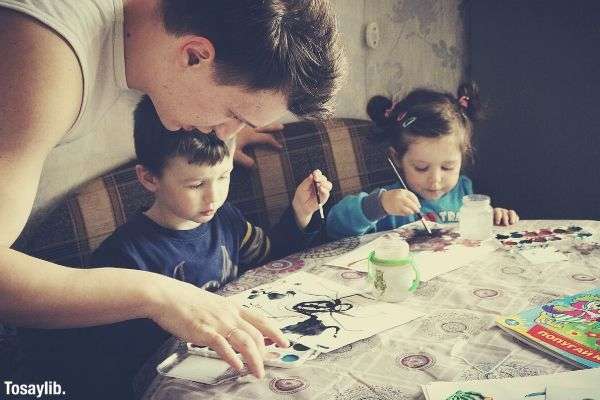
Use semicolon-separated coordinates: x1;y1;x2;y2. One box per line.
421;368;600;400
546;382;600;399
232;271;423;353
518;245;569;264
326;225;497;281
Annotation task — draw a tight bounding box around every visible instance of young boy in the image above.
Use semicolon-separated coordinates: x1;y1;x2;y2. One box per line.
92;95;332;290
21;96;332;399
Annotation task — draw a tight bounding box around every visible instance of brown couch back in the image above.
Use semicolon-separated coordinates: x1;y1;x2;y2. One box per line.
21;118;395;267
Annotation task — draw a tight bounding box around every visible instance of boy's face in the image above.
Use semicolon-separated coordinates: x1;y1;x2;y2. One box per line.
151;154;234;229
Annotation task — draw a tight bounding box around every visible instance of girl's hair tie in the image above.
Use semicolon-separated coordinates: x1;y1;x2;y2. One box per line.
396;111;416;128
458;95;470;109
384;101;398;119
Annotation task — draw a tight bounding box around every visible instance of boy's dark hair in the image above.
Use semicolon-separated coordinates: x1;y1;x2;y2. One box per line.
160;0;345;119
134;96;229;176
367;82;482;164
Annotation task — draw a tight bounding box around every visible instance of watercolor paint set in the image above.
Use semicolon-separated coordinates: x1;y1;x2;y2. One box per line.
495;225;593;248
186;337;320;368
157;338;320;385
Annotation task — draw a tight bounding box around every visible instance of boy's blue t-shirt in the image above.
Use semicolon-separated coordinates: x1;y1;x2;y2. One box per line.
326;175;473;240
91;202;319;291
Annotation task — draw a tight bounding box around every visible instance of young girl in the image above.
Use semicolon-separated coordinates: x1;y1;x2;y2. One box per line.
327;83;519;240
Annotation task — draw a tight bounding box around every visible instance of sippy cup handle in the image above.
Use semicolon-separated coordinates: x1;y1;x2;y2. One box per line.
408;257;420;292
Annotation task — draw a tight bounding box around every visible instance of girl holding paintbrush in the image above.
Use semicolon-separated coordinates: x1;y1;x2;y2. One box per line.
326;83;519;240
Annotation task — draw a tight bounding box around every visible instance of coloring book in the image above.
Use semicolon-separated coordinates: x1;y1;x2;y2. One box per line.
327;222;496;281
421;367;600;400
232;271;423;352
496;287;600;368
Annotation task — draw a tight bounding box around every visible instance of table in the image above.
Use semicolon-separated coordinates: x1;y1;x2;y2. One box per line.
141;220;600;399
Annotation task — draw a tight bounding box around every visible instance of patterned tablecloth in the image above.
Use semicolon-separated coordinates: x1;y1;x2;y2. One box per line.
141;220;600;400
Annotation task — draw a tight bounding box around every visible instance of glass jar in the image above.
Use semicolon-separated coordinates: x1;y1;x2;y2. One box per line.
459;194;493;240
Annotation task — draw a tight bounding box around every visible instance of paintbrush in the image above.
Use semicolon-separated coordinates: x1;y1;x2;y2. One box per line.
307;158;325;220
313;172;325;220
386;157;432;235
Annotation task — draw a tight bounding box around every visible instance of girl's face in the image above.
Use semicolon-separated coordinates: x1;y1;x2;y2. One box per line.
398;133;463;201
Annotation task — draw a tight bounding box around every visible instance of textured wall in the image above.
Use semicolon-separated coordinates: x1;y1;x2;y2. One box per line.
25;0;466;230
332;0;466;117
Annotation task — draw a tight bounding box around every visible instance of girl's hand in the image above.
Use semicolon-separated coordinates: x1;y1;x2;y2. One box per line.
292;170;333;229
493;207;519;225
147;275;289;379
380;189;421;217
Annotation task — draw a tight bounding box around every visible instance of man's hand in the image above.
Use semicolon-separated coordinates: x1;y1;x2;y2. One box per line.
234;123;284;168
147;274;289;379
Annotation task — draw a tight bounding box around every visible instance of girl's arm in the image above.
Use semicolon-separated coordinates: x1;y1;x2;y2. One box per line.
326;189;387;240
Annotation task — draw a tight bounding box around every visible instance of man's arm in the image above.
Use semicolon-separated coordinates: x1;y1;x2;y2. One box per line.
0;10;286;378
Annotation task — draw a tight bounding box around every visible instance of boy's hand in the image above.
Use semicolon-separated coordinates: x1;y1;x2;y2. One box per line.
292;170;332;229
380;189;421;217
234;123;284;168
493;207;519;225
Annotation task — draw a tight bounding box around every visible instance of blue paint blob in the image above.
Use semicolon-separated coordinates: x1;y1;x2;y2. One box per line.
281;354;300;363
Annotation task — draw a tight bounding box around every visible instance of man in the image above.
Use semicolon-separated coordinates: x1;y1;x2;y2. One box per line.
0;0;344;380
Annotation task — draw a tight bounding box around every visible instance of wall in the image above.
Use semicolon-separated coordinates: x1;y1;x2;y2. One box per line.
333;0;466;117
25;0;466;231
468;0;600;220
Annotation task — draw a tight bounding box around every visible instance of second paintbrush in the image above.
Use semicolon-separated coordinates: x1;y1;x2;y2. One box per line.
386;157;432;235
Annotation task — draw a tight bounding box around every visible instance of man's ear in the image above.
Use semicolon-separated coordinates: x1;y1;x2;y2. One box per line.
136;164;159;193
179;36;215;67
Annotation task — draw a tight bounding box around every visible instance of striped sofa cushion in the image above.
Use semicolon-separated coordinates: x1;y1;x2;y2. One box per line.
21;118;395;267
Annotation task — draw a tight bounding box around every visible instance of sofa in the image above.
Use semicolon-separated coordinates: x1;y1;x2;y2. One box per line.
1;118;396;377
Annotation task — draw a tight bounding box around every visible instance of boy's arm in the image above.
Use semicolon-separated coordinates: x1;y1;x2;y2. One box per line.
326;189;386;240
236;207;319;271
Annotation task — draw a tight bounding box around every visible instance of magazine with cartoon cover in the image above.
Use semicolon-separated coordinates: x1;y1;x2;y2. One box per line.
496;287;600;368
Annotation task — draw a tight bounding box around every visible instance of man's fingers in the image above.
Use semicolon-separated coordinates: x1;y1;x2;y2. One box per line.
241;307;289;349
197;327;244;372
251;132;283;149
233;149;256;168
227;328;265;378
238;319;268;356
257;122;285;133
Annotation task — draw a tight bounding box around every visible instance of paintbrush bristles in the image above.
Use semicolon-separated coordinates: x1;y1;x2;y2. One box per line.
386;157;432;235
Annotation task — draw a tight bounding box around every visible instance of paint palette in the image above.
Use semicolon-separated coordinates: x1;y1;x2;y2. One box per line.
186;338;320;368
496;226;594;251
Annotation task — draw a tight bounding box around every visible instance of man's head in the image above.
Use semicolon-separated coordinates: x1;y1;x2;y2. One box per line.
134;96;233;228
127;0;345;138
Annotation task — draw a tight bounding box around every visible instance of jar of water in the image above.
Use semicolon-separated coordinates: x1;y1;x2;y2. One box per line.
459;194;493;240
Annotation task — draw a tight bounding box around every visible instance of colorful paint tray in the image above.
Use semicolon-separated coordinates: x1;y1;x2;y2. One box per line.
186;337;320;368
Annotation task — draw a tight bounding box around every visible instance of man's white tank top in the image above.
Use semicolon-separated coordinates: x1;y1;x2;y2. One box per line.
0;0;129;145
